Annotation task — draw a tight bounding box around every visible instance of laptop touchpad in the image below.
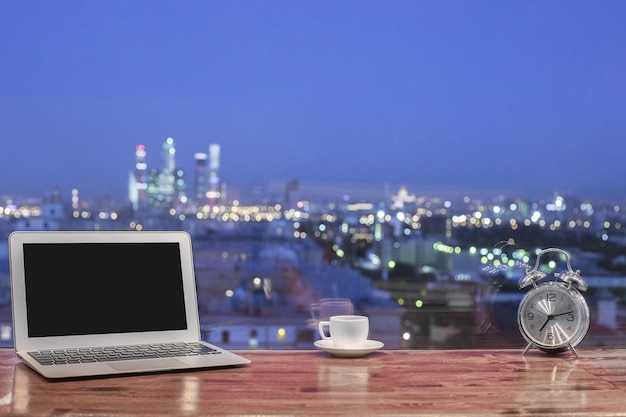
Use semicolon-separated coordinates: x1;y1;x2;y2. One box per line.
108;358;186;372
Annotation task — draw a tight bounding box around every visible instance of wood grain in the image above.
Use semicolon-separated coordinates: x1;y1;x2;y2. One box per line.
1;348;626;416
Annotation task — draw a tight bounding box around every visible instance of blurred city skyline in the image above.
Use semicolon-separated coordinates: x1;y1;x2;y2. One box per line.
2;1;626;202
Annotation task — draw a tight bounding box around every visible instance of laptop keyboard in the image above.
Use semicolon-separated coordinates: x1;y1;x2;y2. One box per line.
28;342;221;366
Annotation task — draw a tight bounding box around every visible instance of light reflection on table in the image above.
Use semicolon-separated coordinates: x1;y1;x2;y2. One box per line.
1;349;626;416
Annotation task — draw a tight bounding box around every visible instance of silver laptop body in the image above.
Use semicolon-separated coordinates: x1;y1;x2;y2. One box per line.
9;230;250;379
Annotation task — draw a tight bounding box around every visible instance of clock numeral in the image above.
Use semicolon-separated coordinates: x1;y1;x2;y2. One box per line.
526;312;534;320
547;293;556;302
566;314;575;321
547;333;554;341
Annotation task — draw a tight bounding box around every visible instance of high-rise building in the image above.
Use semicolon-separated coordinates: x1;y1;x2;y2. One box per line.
146;169;160;206
207;144;222;203
158;137;177;204
193;152;209;204
130;144;148;210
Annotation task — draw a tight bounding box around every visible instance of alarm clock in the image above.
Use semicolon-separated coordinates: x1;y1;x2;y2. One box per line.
517;248;590;358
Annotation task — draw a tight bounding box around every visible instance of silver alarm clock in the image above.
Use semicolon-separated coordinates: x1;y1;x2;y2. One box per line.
517;248;590;358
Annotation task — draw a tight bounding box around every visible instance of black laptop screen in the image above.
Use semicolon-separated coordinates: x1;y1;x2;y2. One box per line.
22;242;188;337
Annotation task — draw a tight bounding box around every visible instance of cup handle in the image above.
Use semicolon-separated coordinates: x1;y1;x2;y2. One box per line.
318;321;331;340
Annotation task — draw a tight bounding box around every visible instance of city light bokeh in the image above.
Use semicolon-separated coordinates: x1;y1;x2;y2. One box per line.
1;137;626;350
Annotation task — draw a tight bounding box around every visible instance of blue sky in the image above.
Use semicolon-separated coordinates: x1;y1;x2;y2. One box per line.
1;1;625;201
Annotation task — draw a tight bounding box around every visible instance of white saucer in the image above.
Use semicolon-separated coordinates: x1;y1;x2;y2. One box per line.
314;339;384;357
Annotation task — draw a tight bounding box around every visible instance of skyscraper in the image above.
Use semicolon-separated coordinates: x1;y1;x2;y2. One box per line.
207;144;221;203
158;137;177;204
129;144;148;211
194;152;209;205
135;144;147;208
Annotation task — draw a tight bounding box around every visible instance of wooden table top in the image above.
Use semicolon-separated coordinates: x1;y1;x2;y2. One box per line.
1;348;626;416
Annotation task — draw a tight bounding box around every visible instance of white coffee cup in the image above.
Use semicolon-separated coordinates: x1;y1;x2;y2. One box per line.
318;315;369;348
310;298;354;322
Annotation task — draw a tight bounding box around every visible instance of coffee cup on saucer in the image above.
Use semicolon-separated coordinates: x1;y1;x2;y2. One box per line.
318;315;369;348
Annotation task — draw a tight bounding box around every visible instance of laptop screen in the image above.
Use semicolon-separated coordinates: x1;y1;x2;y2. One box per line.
23;242;188;338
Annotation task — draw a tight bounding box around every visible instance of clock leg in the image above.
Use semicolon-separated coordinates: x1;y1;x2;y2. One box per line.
522;343;532;356
567;344;579;359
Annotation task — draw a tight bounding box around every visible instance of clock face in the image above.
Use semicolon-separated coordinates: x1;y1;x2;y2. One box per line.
518;281;590;351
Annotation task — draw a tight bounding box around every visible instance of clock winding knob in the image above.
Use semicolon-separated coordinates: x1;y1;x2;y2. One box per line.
558;270;588;292
518;269;547;289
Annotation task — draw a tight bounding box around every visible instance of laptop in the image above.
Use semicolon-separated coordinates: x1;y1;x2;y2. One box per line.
8;230;250;379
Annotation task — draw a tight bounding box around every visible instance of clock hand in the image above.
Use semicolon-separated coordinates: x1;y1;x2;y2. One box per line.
535;306;575;333
539;316;552;332
538;311;571;332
